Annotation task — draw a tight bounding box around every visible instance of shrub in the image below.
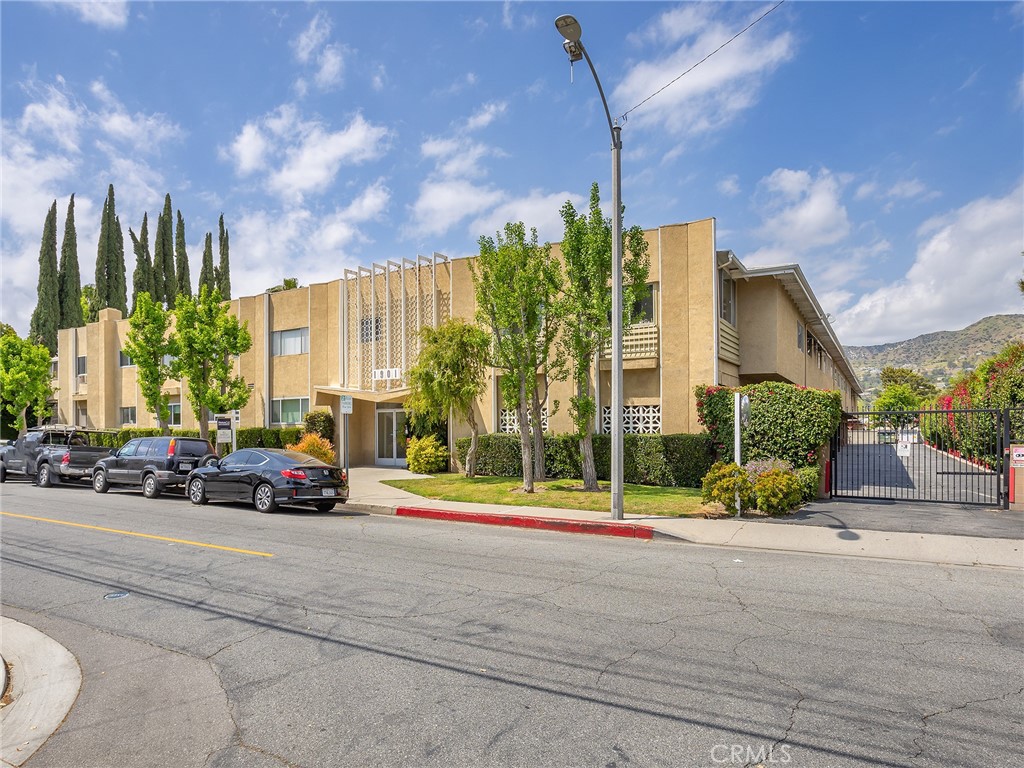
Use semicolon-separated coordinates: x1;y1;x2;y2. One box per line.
695;382;841;467
407;434;450;474
753;468;803;516
627;435;675;486
304;410;335;442
701;462;754;515
662;433;716;487
285;433;336;465
796;465;821;501
744;458;794;486
455;433;523;476
236;427;264;449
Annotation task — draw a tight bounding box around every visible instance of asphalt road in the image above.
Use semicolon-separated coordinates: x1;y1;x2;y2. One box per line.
1;479;1022;768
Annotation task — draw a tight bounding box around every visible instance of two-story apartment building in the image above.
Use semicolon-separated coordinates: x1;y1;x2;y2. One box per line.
54;217;861;467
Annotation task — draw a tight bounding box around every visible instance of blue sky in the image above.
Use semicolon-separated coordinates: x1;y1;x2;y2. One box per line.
2;1;1022;346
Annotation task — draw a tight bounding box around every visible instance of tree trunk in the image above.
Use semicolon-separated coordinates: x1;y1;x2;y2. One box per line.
531;382;545;482
159;414;170;437
578;370;599;491
518;379;534;493
466;407;479;478
199;404;209;441
18;407;28;437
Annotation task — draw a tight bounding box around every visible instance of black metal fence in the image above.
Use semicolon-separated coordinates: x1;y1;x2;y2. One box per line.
830;409;1008;507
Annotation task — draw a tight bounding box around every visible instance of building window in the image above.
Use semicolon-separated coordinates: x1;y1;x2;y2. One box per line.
360;316;383;343
719;272;736;325
797;322;804;351
76;355;87;376
632;283;656;324
49;360;58;378
119;350;133;367
120;406;137;425
272;397;309;425
271;327;309;356
75;402;88;427
168;403;182;426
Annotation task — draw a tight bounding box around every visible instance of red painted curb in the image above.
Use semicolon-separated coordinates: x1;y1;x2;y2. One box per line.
395;507;655;540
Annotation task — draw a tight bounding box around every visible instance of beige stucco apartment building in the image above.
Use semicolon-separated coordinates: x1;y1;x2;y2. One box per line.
53;218;861;467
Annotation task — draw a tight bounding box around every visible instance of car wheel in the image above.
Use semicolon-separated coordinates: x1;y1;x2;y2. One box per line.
37;464;52;488
93;469;109;493
142;474;162;499
253;483;278;514
187;477;207;505
201;455;218;467
314;501;336;513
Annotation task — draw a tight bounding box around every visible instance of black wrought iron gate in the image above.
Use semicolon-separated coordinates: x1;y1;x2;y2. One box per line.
830;408;1011;507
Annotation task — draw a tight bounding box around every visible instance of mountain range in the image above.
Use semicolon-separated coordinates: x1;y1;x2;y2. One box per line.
844;314;1024;402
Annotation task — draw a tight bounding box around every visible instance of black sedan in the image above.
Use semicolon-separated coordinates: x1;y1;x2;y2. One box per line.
185;448;349;513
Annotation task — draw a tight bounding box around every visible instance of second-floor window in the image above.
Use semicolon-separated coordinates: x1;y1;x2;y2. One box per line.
168;403;182;426
719;272;736;325
119;350;133;367
632;283;656;324
272;327;309;356
797;322;805;351
76;355;87;376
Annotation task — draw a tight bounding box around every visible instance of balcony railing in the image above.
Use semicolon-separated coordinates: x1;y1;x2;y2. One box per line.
601;323;659;359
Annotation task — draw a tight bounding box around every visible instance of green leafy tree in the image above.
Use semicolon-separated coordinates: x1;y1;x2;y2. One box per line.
266;277;300;293
0;334;54;434
879;366;937;400
216;214;231;299
153;194;176;306
471;222;561;492
57;194;83;329
80;284;100;324
873;383;920;427
94;184;128;313
129;213;154;316
29;200;60;354
198;231;216;293
559;182;650;491
123;292;176;435
171;286;252;441
406;319;491;477
174;210;192;300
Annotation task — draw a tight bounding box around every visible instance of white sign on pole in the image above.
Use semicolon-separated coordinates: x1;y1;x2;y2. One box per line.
340;395;353;415
215;414;232;445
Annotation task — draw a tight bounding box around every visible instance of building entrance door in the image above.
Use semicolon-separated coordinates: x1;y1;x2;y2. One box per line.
375;405;408;467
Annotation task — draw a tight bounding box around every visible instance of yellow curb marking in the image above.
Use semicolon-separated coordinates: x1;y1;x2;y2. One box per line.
0;511;274;557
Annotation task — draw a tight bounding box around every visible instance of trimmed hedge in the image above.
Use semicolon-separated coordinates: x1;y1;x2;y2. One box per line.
237;427;303;450
695;381;841;468
94;428;201;448
454;432;714;488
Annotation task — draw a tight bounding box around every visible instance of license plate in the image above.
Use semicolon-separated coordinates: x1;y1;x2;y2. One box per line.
322;487;336;497
180;462;193;471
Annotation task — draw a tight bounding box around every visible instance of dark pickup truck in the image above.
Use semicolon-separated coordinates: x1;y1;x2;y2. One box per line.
0;426;115;487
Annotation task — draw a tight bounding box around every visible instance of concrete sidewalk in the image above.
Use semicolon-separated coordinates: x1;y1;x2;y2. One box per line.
345;467;1024;570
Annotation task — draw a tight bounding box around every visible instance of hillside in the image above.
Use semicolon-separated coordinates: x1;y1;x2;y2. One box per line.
844;314;1024;402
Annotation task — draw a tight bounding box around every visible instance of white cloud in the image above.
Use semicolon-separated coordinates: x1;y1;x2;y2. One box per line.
19;78;84;153
89;80;183;151
292;12;331;64
370;65;388;93
717;174;741;197
750;168;850;256
834;183;1024;345
471;189;581;244
314;44;345;90
613;4;794;142
501;0;538;31
223;123;269;176
340;179;391;223
411;178;504;238
465;101;508;132
62;1;130;30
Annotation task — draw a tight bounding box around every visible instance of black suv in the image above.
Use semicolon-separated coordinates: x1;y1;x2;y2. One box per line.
92;437;218;498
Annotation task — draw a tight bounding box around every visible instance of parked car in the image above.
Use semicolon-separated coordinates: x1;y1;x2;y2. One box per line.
185;448;349;513
92;436;218;498
0;426;115;486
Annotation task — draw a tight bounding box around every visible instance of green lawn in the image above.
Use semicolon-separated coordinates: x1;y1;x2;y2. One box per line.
382;473;706;517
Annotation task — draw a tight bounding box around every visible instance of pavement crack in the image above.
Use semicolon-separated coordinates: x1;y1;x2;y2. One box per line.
911;686;1024;760
596;629;678;687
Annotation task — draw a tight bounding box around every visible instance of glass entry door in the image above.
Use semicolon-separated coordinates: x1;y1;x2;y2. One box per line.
375;405;408;467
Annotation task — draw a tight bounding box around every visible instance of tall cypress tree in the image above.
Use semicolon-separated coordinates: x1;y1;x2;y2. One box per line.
198;231;216;293
94;184;127;314
153;194;175;306
174;210;192;300
216;213;231;299
129;212;153;315
112;214;127;313
57;194;83;329
29;200;60;353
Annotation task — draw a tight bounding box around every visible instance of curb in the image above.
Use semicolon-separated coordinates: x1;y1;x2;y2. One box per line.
394;506;656;540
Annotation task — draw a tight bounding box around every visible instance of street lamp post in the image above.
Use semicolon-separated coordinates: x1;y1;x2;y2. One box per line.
555;14;625;520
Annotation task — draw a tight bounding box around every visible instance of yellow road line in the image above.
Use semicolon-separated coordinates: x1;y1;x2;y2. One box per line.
0;511;274;558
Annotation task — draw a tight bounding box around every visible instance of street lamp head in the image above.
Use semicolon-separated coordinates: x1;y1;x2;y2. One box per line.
562;39;583;63
555;14;582;43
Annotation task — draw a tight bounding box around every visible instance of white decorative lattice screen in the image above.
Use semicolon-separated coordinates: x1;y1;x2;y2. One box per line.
499;408;549;434
602;405;661;434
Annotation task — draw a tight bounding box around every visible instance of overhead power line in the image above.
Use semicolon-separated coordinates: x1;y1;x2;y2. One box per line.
619;0;787;122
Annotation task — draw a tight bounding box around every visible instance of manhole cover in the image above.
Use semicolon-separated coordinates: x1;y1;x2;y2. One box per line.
104;591;130;600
